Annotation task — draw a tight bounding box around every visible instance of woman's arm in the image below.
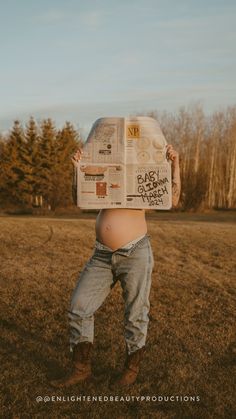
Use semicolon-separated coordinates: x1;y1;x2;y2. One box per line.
166;144;181;208
71;149;83;206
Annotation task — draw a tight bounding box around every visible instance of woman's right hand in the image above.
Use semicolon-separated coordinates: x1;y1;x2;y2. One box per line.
71;148;83;167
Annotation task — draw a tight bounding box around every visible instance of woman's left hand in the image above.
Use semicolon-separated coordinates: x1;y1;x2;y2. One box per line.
166;144;179;166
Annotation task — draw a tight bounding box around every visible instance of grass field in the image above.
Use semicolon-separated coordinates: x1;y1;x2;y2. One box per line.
0;213;235;418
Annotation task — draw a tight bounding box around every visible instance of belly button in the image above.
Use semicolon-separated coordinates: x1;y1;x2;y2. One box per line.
106;224;111;231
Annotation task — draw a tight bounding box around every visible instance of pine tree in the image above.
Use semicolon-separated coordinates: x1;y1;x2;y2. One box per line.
50;121;82;209
37;118;57;208
0;120;30;205
0;135;8;205
24;117;40;206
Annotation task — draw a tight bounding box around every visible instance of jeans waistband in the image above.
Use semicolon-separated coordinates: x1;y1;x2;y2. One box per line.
95;234;150;255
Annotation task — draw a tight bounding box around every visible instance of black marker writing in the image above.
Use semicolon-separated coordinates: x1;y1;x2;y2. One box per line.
136;170;169;206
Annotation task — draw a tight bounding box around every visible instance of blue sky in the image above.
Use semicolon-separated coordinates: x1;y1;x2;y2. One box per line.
0;0;236;136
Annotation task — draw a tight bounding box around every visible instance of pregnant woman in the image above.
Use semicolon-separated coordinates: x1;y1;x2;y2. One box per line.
50;144;181;388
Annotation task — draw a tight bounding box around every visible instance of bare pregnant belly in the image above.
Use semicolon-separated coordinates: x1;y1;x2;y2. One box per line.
95;209;147;250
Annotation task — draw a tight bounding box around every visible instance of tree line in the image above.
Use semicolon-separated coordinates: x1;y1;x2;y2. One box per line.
0;117;82;210
147;104;236;210
0;106;236;211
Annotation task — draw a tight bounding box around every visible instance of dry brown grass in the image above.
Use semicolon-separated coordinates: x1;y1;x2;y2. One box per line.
0;213;235;419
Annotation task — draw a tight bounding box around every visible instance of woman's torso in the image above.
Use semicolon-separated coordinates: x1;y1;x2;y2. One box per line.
95;208;147;250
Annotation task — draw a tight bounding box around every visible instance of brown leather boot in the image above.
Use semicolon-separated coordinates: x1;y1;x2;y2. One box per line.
111;346;146;387
49;342;93;388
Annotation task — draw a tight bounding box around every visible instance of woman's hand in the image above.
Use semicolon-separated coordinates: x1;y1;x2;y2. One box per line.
166;144;179;167
166;144;181;207
71;148;83;167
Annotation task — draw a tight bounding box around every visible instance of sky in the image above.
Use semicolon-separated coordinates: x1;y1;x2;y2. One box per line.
0;0;236;136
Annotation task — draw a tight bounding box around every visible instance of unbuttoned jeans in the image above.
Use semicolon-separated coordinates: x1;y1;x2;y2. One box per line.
67;234;154;355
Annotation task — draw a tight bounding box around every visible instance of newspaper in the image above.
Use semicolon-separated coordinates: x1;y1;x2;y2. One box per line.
77;116;172;209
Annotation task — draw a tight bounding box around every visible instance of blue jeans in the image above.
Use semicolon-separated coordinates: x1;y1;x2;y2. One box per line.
67;234;154;355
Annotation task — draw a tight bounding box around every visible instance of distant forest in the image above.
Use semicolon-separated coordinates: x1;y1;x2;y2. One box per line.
0;118;82;210
0;105;236;211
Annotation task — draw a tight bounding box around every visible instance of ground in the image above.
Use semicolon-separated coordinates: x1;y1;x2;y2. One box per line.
0;212;235;418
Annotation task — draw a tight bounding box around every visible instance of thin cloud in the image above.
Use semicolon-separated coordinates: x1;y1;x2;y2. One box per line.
37;8;106;28
37;9;69;24
80;10;104;29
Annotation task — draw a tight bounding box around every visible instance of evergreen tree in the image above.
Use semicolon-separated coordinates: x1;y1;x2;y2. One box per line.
50;121;82;209
24;117;40;205
0;135;8;205
37;118;57;208
0;120;30;205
